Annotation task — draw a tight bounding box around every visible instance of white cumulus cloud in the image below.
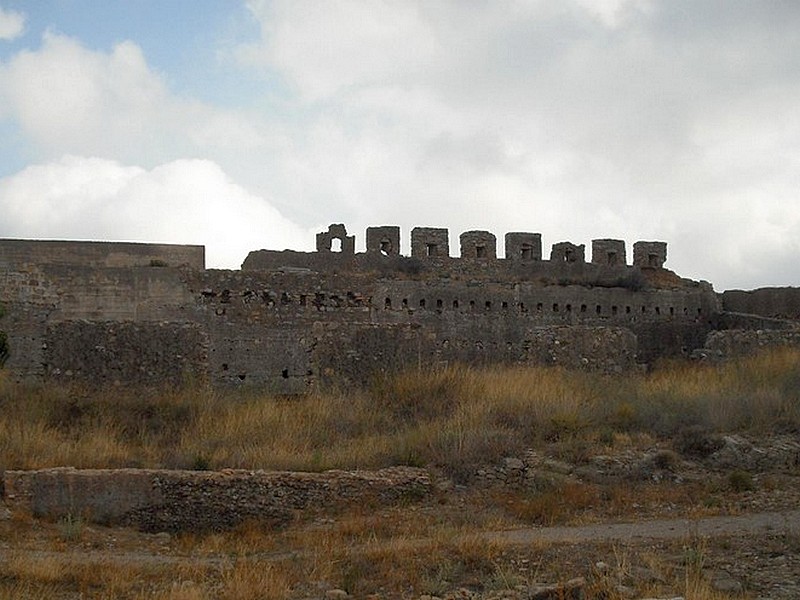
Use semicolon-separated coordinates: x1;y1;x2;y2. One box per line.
0;156;313;268
0;32;263;164
0;6;24;41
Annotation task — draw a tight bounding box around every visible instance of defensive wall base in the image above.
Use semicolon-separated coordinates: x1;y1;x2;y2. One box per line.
2;466;432;533
699;329;800;361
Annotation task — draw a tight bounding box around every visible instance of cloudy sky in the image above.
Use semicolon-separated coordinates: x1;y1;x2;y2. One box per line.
0;1;798;290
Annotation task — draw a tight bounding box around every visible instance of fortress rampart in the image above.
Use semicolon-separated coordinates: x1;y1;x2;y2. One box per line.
0;225;794;392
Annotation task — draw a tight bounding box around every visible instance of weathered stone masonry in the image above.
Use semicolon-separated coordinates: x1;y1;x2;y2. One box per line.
1;226;794;392
3;466;432;532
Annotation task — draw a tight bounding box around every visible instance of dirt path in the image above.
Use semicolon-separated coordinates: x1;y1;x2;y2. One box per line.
484;508;800;545
3;508;799;569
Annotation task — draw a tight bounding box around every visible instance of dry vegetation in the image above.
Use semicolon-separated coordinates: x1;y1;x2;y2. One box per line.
1;348;800;598
1;348;798;475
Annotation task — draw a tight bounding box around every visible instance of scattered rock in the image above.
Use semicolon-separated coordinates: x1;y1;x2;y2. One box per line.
528;576;585;599
707;435;800;472
504;457;525;471
710;575;744;593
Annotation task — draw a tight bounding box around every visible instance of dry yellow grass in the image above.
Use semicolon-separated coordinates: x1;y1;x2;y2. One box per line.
1;348;799;477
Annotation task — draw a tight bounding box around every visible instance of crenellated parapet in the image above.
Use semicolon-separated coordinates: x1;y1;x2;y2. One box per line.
411;227;450;259
460;231;497;260
633;241;667;268
505;233;542;261
316;224;355;254
310;224;665;269
366;226;401;256
550;241;586;264
592;239;627;267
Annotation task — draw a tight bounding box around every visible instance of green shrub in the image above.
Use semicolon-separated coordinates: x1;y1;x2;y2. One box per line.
674;425;725;458
728;470;755;492
652;449;680;471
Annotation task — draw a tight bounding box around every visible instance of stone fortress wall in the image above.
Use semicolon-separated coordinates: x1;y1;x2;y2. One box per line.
0;225;796;392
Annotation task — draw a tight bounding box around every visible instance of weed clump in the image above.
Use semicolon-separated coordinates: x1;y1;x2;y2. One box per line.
728;470;755;492
674;426;725;458
370;366;476;423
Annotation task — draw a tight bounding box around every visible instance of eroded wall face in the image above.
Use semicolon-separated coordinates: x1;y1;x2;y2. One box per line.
44;321;209;387
0;239;204;270
721;288;800;321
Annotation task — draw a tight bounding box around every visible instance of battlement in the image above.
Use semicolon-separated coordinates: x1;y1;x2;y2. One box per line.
302;224;665;268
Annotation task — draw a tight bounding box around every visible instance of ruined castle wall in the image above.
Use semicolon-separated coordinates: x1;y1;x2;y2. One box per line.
1;265;194;322
48;267;195;322
186;270;718;391
42;321;209;387
0;239;204;270
721;287;800;321
1;239;723;390
0;265;197;382
704;329;800;359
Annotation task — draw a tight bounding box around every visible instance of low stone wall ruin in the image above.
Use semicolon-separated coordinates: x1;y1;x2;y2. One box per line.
2;467;431;533
721;287;800;321
703;329;800;359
